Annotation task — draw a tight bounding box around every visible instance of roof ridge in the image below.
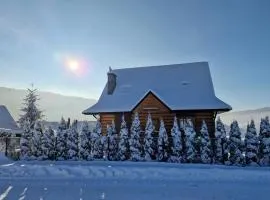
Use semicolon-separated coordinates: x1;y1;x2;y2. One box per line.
112;61;209;71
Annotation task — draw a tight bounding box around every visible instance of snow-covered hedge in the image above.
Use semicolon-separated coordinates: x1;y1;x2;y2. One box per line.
18;115;270;167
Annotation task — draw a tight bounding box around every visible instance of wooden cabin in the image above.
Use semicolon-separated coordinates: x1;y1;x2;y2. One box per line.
83;62;231;138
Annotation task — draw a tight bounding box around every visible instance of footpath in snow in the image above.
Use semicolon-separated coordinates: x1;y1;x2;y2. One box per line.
0;160;270;200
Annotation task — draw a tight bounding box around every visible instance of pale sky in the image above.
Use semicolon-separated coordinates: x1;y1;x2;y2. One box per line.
0;0;270;111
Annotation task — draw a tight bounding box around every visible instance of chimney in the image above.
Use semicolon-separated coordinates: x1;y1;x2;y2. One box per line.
107;67;117;95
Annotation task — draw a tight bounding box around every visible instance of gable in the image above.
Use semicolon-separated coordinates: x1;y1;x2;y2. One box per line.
133;91;171;113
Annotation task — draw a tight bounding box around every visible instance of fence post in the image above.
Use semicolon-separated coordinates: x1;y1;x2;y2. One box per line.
5;137;8;157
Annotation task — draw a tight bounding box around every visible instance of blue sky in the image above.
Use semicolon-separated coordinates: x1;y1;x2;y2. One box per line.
0;0;269;111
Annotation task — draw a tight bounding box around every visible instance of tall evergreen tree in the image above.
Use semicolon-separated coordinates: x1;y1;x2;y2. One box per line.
91;119;103;159
19;86;43;128
144;113;155;161
118;115;129;161
108;120;118;161
245;120;259;166
129;112;142;161
41;126;55;160
67;120;79;160
215;117;227;164
169;116;182;163
20;120;32;160
31;121;43;160
56;117;69;160
200;121;212;164
157;119;169;162
228;120;244;166
80;121;93;160
184;119;196;163
259;117;270;166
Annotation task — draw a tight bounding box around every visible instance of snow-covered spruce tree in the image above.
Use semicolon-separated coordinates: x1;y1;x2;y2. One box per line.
215;117;227;164
169;116;182;163
157;119;169;162
19;86;43;129
80;121;93;160
41;126;55;160
259;117;270;166
244;120;259;166
31;121;43;160
228;120;244;166
56;117;68;160
20;120;33;160
184;119;196;163
67;120;79;160
118;115;129;161
200;121;212;164
107;120;118;161
129;112;142;161
144;113;155;161
91;119;103;159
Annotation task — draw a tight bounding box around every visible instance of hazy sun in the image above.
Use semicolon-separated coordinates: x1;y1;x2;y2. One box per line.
67;60;80;72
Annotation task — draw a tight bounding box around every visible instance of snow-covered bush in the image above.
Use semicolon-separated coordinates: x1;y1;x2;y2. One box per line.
157;119;169;162
118;115;129;161
215;117;227;164
80;121;93;161
168;116;182;163
144;113;155;161
41;126;55;160
184;119;196;163
67;120;79;160
129;112;142;161
244;120;259;166
200;121;212;164
228;121;244;166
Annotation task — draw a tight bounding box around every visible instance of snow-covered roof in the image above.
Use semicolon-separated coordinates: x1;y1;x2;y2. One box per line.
83;62;232;114
0;105;21;133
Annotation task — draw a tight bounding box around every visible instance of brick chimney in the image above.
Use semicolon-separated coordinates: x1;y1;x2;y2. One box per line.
107;67;117;95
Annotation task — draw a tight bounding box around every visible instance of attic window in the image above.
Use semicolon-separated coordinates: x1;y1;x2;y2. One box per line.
181;81;190;86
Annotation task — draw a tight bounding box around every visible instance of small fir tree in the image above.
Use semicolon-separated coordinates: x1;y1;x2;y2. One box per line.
245;120;259;166
184;119;196;163
157;119;169;162
20;120;32;160
215;117;227;164
41;126;55;160
92;119;103;159
80;121;93;160
200;120;212;164
31;121;43;160
108;120;118;161
118;115;129;161
169;116;182;163
259;117;270;166
144;113;155;161
228;120;244;166
56;117;69;160
129;112;142;161
67;120;79;160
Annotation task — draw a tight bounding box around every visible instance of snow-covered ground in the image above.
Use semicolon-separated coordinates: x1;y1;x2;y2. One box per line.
0;158;270;200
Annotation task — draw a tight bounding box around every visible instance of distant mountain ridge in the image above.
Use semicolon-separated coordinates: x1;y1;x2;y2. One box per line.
219;107;270;131
0;87;96;122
